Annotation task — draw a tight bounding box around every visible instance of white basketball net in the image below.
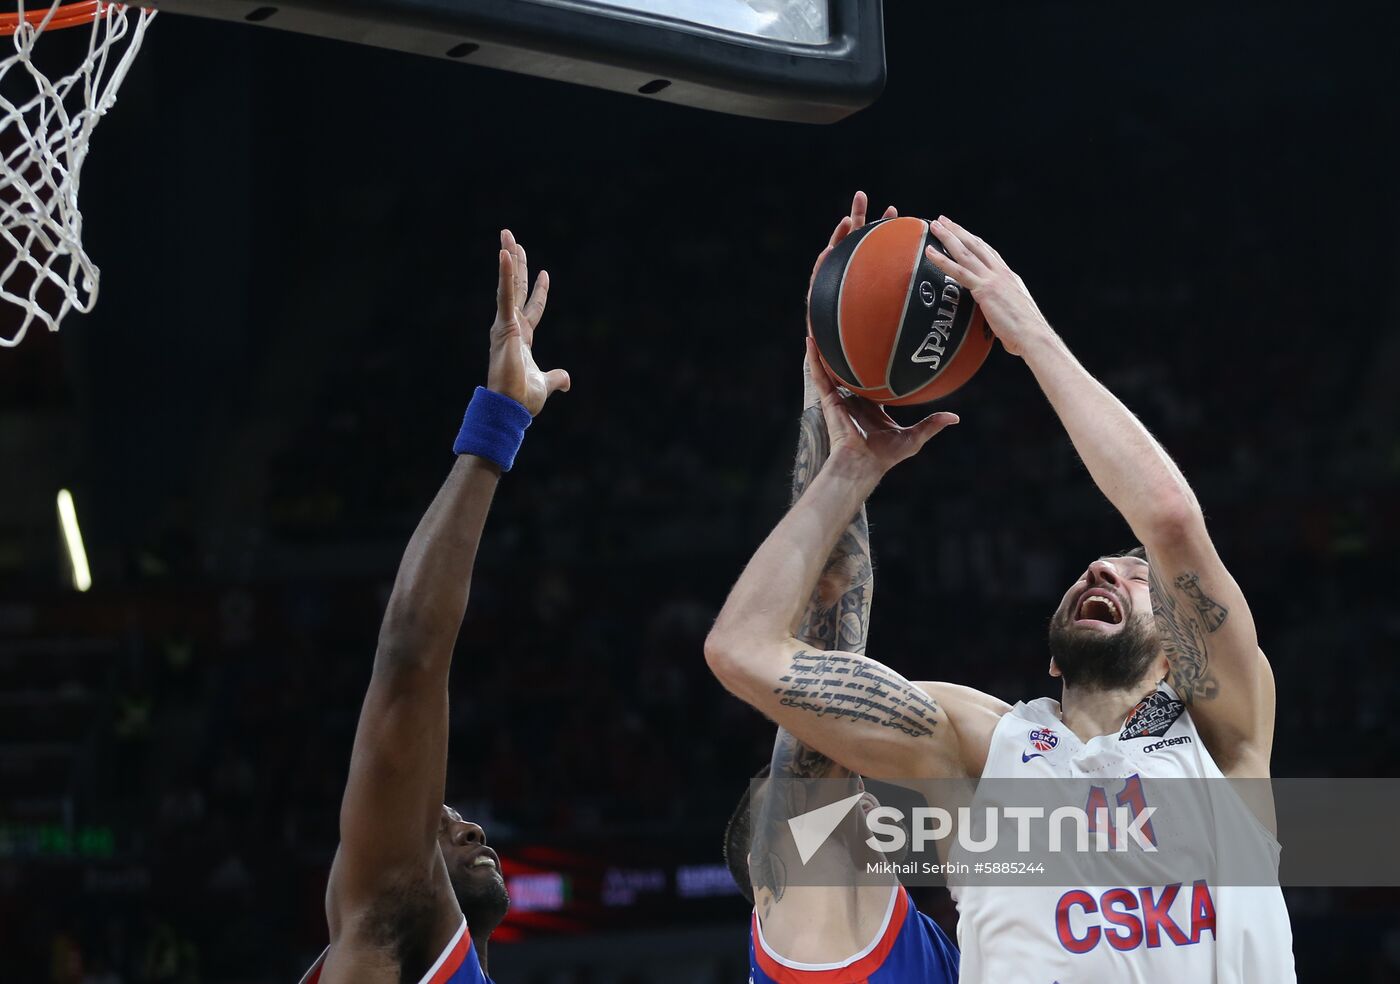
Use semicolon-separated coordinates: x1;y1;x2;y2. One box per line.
0;1;153;347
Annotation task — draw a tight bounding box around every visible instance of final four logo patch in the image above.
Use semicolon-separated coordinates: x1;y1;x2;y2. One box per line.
1121;691;1186;740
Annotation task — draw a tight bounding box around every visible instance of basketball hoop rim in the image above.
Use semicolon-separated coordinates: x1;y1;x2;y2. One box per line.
0;2;140;36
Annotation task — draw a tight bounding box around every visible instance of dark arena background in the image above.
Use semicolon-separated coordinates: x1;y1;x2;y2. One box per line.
2;2;1399;981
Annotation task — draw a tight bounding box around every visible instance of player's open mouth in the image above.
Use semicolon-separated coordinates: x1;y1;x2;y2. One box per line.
1075;589;1123;625
465;846;501;872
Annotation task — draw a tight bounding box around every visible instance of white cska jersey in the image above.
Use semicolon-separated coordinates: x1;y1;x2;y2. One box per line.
950;685;1296;984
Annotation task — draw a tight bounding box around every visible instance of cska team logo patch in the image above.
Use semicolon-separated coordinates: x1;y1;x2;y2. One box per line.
1121;691;1186;740
1022;728;1060;762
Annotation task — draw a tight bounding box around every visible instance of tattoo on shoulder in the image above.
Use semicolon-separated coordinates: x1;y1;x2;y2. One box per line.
1150;567;1226;703
775;650;939;738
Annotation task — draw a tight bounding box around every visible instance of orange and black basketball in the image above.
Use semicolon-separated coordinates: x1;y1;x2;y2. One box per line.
808;216;993;405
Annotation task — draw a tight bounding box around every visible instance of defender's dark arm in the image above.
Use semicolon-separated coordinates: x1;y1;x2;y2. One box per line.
326;232;568;933
331;455;500;915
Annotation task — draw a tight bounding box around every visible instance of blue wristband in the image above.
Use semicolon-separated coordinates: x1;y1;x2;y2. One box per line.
453;386;532;471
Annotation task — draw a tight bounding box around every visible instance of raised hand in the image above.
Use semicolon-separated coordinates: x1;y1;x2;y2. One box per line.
923;216;1052;358
807;190;898;296
806;338;958;477
803;191;898;407
487;229;571;415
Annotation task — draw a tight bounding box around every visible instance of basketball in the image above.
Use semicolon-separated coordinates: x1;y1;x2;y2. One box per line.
808;216;994;405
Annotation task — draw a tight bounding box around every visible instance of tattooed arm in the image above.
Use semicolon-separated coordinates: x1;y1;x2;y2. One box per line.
747;202;903;933
1015;320;1272;776
791;362;874;653
1145;561;1275;777
705;341;968;782
924;217;1274;778
746;361;871;912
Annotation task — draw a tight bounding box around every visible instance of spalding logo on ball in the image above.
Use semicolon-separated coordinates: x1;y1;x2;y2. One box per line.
809;216;994;405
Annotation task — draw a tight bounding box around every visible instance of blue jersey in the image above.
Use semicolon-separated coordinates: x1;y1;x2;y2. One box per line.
299;918;491;984
750;887;959;983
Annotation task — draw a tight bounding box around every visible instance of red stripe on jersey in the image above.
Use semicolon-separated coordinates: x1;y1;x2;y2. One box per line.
752;887;910;983
426;922;473;983
297;919;473;984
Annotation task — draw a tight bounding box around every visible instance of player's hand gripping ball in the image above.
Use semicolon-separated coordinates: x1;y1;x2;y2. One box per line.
808;216;993;405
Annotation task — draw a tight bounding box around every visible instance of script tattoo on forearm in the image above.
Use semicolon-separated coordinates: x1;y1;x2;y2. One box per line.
776;650;940;738
749;727;846;909
1150;567;1227;703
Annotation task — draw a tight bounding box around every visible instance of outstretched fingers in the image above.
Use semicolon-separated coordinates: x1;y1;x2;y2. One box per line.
495;246;517;329
924;244;975;288
936;216;1002;270
500;229;552;344
848;190;900;233
521;270;549;342
929;218;988;276
501;228;530;308
504;230;526;299
513;241;529;312
849;190;868;230
819;194;895;284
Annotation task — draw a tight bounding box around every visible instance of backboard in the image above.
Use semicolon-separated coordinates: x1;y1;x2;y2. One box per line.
147;0;885;123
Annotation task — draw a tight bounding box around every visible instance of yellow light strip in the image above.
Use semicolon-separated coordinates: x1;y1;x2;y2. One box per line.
56;488;91;592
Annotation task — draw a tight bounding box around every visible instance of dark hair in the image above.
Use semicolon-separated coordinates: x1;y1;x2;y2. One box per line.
1108;545;1148;562
722;764;770;907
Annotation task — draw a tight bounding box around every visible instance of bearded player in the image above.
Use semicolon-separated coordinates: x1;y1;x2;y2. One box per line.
300;230;569;984
720;213;959;978
704;195;1295;982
